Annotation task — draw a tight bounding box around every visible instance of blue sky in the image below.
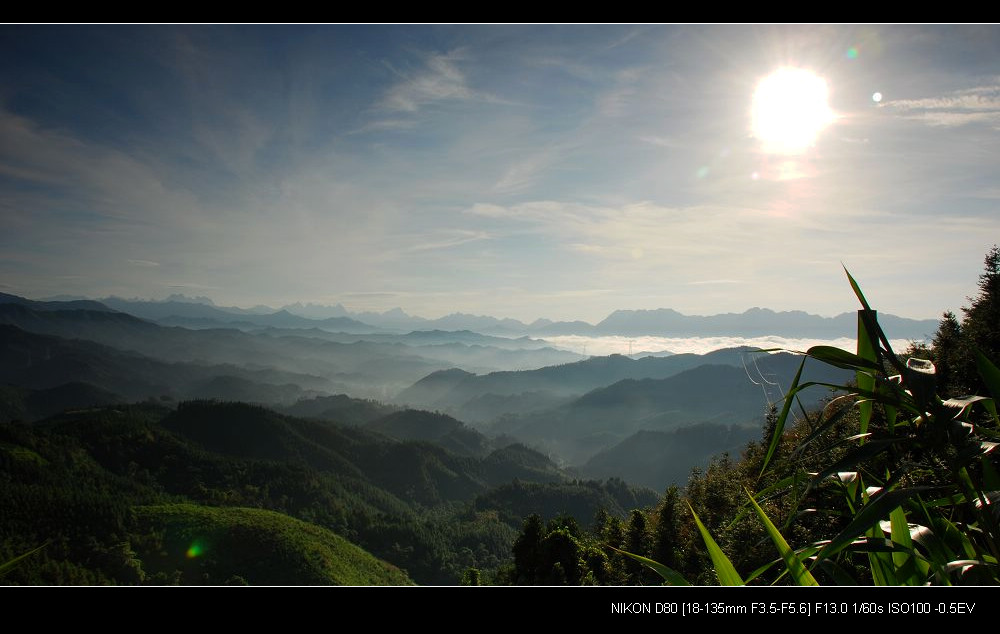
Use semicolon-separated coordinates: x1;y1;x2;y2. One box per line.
2;24;999;322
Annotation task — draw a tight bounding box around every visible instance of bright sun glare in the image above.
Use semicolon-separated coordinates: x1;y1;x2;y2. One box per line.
751;67;834;155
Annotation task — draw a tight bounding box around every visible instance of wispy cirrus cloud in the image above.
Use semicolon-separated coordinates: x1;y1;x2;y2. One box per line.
379;50;485;113
883;82;1000;128
492;147;562;194
687;279;742;286
401;229;492;253
348;118;418;134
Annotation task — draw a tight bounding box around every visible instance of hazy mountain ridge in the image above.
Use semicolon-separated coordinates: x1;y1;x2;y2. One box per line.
364;409;496;458
484;353;852;470
101;297;376;333
579;424;761;490
396;348;772;422
472;478;661;529
1;290;866;502
50;292;938;339
0;297;581;401
0;292;116;313
594;307;938;339
0;324;330;408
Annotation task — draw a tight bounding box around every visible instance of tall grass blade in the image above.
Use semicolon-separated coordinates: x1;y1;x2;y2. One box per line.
911;496;959;585
746;489;819;586
729;474;803;530
844;265;872;311
814;487;931;564
975;350;1000;400
760;356;806;476
982;455;1000;492
0;541;48;577
856;310;878;439
812;438;901;482
814;558;859;586
889;505;925;585
867;523;896;585
791;404;862;463
607;546;690;586
806;346;881;371
688;502;744;586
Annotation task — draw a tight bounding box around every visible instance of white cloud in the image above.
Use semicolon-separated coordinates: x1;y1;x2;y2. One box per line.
348;118;418;134
379;50;483;113
492;147;560;194
595;67;645;118
687;279;742;285
0;107;200;230
638;135;683;148
402;229;492;253
543;334;919;357
884;82;1000;128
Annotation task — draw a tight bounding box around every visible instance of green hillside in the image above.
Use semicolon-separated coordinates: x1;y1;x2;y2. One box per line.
0;400;590;585
133;504;412;585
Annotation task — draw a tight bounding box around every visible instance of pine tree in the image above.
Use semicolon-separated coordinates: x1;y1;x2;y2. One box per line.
652;485;680;571
931;311;963;396
624;509;652;584
960;245;1000;393
932;245;1000;396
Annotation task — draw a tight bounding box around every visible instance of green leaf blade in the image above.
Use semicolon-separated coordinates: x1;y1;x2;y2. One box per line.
688;502;744;586
607;546;691;586
746;489;819;586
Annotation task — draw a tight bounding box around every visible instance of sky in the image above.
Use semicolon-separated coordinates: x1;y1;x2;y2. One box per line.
2;24;999;323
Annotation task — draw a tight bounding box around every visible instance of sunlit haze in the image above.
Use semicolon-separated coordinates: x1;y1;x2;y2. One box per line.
3;25;999;323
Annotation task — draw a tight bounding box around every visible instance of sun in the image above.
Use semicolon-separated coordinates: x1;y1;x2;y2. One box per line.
751;67;834;155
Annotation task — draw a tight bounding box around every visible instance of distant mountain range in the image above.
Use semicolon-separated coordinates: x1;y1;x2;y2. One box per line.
6;288;922;585
1;289;878;506
33;292;939;339
578;424;760;490
478;354;851;470
0;294;581;403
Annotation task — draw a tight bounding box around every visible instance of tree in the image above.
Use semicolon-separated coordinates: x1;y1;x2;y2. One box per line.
594;509;628;584
652;485;680;572
461;567;481;586
624;509;653;584
931;310;963;396
511;514;543;585
961;245;1000;390
932;245;1000;396
540;528;583;585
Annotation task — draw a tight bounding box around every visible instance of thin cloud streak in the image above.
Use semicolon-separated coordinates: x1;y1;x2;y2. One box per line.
883;82;1000;128
379;50;482;113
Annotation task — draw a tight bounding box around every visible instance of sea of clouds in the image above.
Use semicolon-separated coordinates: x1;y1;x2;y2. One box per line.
542;335;923;357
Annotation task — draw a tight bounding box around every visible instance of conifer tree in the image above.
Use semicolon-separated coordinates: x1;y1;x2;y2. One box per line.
652;485;680;571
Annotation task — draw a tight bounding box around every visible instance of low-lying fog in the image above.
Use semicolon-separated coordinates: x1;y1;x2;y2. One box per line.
542;334;922;357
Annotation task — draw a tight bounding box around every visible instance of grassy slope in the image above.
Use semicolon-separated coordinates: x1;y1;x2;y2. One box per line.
134;504;413;586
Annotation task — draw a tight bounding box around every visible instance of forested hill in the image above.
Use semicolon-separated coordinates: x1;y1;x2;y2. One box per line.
0;399;655;585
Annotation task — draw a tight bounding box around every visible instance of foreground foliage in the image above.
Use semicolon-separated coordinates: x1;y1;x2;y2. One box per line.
614;253;1000;586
